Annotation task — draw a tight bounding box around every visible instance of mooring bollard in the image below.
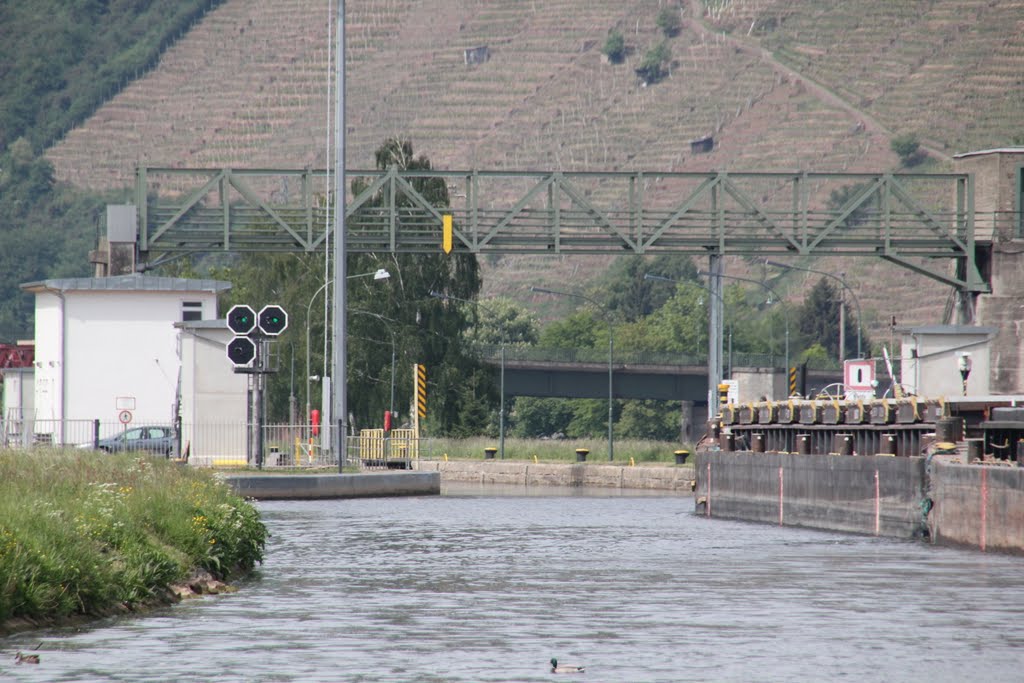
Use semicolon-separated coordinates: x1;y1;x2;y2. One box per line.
719;432;735;452
484;447;497;460
796;434;811;455
879;433;897;456
835;433;853;456
575;448;589;462
751;433;765;454
674;449;689;465
966;438;983;463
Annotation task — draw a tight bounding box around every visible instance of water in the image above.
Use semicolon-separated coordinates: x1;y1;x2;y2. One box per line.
3;484;1024;682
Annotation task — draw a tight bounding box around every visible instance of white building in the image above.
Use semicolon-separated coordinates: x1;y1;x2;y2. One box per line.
21;274;231;445
899;325;996;397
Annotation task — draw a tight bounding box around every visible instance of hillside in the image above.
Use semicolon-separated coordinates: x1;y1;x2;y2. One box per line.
43;0;1024;334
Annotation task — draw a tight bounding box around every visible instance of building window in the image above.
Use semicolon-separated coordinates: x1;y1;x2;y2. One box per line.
182;301;203;322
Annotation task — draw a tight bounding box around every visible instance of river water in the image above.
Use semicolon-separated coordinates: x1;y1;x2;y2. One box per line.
3;484;1023;682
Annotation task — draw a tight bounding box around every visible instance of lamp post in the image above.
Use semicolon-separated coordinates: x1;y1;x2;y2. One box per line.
643;273;734;378
429;291;508;459
765;260;863;360
530;286;614;462
698;270;789;379
306;269;390;426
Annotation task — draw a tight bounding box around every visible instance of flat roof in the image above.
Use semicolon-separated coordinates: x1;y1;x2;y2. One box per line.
21;274;231;294
952;147;1024;159
898;324;997;335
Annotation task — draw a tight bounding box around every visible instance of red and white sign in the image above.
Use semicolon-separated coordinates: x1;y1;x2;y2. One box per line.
118;410;133;425
844;359;876;400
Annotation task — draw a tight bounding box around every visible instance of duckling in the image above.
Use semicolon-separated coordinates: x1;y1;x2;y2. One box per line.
550;657;584;674
15;651;40;665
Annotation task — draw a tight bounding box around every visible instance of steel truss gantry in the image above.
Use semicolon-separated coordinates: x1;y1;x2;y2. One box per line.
134;166;988;293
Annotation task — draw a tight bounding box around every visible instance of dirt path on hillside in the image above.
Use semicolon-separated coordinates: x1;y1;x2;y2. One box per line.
682;0;951;163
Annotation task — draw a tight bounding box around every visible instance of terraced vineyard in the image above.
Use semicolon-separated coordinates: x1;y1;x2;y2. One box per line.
44;0;1024;334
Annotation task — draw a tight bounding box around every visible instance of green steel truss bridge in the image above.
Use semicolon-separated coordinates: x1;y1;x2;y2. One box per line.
134;166;989;293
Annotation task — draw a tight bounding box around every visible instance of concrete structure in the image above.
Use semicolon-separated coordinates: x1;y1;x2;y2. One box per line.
415;460;694;491
20;274;230;444
694;450;1024;555
954;148;1024;393
223;471;440;499
176;319;248;461
899;325;996;396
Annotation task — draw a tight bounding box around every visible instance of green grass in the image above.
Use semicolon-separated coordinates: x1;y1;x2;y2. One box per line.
0;449;267;625
421;437;693;464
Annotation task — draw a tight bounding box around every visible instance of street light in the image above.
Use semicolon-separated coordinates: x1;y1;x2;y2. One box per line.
643;274;734;378
765;260;863;360
306;269;390;424
530;286;614;462
429;291;508;459
698;270;789;380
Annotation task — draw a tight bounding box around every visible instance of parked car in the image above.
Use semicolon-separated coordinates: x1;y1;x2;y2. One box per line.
91;426;176;456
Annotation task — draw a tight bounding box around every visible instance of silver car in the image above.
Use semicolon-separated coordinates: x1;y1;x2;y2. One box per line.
94;426;175;456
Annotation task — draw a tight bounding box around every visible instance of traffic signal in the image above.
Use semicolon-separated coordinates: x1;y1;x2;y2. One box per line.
258;304;288;336
226;336;257;367
226;304;257;335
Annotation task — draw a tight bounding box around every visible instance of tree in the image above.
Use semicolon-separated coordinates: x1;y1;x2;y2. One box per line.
349;138;486;435
656;6;682;37
635;41;671;84
601;254;698;323
794;277;865;362
890;133;923;166
602;29;625;64
461;297;539;346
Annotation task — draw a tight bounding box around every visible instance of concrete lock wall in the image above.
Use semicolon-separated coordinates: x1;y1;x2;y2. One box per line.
694;451;928;537
415;460;695;491
224;472;441;500
929;461;1024;553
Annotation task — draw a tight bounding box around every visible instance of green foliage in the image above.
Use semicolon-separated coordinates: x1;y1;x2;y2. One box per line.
510;397;575;438
601;254;698;323
0;142;105;340
793;277;866;361
0;450;266;623
617;400;681;441
0;0;226;154
656;6;682;37
827;182;876;229
602;29;626;63
635;41;672;84
461;297;539;346
890;132;923;166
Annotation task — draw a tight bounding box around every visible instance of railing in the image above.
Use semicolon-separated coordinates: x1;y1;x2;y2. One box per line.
0;418;430;472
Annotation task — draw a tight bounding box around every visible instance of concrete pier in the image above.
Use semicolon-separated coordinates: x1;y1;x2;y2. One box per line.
223;471;440;500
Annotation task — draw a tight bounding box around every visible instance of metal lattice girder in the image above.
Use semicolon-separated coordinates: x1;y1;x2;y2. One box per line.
135;166;989;292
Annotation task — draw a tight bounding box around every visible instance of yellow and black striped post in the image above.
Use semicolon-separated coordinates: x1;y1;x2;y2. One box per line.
789;366;798;397
415;363;427;418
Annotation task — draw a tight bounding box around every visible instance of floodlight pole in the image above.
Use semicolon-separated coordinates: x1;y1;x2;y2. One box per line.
332;0;347;472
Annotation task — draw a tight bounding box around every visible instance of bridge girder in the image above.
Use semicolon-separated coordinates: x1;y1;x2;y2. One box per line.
134;166;989;294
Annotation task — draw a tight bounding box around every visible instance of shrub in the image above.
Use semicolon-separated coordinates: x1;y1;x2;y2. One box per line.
656;6;682;37
890;133;922;165
602;29;626;64
636;42;672;84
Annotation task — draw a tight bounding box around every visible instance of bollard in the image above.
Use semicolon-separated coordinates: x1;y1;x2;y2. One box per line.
719;432;735;452
966;438;983;463
751;433;765;454
879;433;896;456
674;449;689;465
708;420;721;440
935;417;963;443
796;434;811;455
575;448;589;462
834;433;854;456
484;447;497;460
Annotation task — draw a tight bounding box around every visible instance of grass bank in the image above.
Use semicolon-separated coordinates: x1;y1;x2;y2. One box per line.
421;437;692;463
0;449;266;633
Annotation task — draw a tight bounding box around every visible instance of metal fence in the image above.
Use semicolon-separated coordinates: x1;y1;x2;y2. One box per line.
0;417;425;471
